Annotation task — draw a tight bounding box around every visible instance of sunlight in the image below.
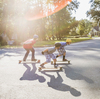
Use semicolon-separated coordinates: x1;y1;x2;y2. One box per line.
26;0;72;20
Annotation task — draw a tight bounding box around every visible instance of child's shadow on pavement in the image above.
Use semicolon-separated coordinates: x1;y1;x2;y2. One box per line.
64;66;94;84
41;71;81;97
20;63;46;83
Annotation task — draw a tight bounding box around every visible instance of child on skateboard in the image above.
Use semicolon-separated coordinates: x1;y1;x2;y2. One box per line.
40;43;61;68
22;34;38;61
55;39;72;61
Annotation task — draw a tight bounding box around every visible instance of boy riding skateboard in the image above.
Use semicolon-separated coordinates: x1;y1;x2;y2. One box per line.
55;39;72;61
40;43;61;68
22;34;38;61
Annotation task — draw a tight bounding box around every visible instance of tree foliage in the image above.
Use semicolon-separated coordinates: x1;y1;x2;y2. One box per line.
87;0;100;22
0;0;80;42
77;19;92;36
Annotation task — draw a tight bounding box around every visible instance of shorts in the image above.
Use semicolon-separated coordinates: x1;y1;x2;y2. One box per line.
57;47;66;55
45;53;56;63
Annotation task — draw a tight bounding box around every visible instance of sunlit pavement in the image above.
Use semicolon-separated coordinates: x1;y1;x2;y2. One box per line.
0;37;100;99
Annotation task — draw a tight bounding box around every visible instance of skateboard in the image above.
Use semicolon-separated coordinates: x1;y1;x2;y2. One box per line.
51;60;70;65
19;59;40;64
38;66;62;71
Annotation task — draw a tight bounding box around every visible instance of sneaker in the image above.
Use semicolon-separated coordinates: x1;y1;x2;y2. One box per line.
54;64;58;68
63;59;67;61
40;64;45;68
31;59;37;61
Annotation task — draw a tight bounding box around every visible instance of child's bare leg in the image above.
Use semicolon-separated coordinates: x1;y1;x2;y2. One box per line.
53;59;56;64
40;54;50;67
56;54;61;58
63;52;66;56
40;62;47;67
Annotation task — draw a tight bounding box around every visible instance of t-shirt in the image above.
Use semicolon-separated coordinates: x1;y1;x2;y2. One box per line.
44;47;56;55
59;42;67;49
23;39;36;49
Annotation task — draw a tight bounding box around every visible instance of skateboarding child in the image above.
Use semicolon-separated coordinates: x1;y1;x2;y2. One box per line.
40;43;61;68
55;39;72;61
22;34;38;61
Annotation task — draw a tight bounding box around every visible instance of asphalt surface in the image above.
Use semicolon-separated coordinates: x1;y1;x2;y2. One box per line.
0;37;100;99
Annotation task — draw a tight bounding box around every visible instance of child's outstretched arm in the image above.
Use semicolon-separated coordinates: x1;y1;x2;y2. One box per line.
42;49;48;55
43;49;48;52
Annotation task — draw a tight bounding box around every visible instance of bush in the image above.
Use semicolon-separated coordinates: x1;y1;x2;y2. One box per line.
1;40;7;46
75;36;80;38
0;36;7;46
0;36;3;42
13;39;21;45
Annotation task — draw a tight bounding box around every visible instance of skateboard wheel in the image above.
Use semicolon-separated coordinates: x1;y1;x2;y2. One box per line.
68;61;70;64
60;67;62;71
51;61;53;65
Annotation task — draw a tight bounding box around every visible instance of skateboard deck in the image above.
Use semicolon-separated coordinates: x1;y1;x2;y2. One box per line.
38;66;62;71
51;60;70;64
19;59;40;64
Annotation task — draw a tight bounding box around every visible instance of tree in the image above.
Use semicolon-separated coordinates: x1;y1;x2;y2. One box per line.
77;19;92;36
46;0;80;40
87;0;100;22
67;0;80;12
0;0;80;43
69;18;79;36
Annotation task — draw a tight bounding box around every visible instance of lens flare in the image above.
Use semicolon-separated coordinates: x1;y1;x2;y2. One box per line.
26;0;72;20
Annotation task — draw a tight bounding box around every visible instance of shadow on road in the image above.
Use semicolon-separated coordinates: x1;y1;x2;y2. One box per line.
41;71;81;97
63;66;94;84
20;63;46;83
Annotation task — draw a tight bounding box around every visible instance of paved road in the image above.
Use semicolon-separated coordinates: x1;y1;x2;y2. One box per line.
0;37;100;99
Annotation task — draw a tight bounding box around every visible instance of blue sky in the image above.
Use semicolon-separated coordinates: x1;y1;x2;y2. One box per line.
72;0;91;20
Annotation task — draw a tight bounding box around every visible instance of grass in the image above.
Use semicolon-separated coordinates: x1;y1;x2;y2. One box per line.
35;38;92;47
0;38;92;48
